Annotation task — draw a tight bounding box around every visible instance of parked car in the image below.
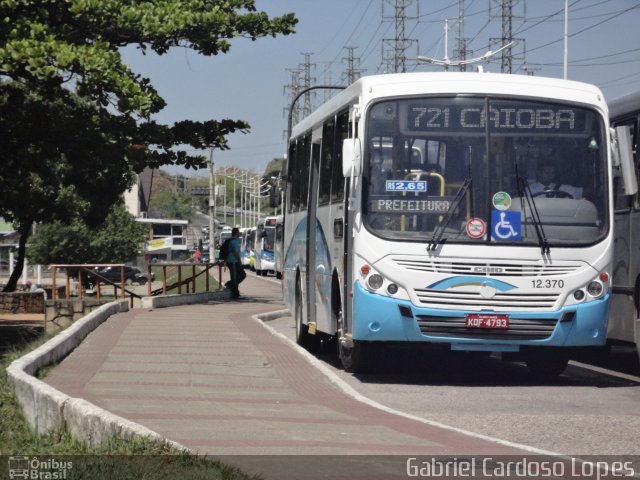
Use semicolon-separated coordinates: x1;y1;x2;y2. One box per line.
0;259;16;271
131;267;154;283
94;266;153;285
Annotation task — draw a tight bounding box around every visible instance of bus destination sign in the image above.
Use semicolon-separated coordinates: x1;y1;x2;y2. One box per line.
406;102;588;134
369;196;453;214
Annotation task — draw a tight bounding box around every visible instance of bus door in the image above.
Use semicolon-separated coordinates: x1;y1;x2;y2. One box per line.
306;140;321;330
611;121;638;342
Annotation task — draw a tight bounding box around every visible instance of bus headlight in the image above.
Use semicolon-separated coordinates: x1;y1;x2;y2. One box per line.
573;290;585;301
387;283;399;295
367;274;384;290
587;281;604;298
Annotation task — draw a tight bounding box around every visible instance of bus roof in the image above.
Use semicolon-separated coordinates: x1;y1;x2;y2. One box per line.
290;72;607;139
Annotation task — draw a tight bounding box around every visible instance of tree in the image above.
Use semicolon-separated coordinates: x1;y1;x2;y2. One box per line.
27;204;148;266
263;158;286;180
149;191;196;221
0;1;297;291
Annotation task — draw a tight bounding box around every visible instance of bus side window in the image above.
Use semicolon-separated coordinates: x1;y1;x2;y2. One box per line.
331;109;349;203
287;141;297;213
319;117;335;206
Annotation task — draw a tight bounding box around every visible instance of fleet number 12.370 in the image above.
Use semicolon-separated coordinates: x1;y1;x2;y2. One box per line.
531;279;564;288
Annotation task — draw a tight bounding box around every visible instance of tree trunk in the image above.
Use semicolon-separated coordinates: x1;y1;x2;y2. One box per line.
2;222;31;292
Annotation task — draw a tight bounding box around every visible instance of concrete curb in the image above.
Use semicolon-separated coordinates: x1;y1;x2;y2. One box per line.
5;293;228;451
7;300;130;436
140;289;229;309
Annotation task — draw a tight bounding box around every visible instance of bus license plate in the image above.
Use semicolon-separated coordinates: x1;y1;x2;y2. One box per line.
465;313;509;329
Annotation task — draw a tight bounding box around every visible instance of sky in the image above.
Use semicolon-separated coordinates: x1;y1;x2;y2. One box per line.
119;0;640;178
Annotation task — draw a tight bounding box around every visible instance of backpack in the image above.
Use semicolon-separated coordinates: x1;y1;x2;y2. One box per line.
219;238;232;263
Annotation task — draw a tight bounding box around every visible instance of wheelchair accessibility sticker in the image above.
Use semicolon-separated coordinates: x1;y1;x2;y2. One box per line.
492;210;521;241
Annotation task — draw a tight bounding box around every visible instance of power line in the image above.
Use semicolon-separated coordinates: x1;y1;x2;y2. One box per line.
526;4;640;56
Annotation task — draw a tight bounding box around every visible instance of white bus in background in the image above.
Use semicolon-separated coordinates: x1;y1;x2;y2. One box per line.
240;227;255;269
274;214;284;280
254;216;277;276
281;71;637;375
608;90;640;363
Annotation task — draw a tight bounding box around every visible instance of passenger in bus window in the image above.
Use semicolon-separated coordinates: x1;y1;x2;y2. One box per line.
529;160;583;199
369;150;387;194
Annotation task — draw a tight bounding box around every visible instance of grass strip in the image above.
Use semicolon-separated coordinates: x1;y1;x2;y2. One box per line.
0;326;258;479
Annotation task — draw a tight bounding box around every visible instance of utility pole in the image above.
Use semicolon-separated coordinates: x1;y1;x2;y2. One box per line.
454;0;471;72
381;0;419;73
563;0;568;79
208;149;215;259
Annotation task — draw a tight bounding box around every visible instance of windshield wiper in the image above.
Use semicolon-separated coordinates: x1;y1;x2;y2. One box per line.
427;178;472;251
516;175;550;254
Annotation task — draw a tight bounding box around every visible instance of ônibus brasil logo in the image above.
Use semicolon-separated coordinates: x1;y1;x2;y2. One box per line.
8;456;73;479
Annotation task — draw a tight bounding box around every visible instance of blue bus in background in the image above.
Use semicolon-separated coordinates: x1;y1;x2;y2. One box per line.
254;216;276;276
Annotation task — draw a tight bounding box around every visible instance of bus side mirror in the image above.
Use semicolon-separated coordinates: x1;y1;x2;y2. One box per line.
269;187;280;208
342;138;362;178
613;126;638;196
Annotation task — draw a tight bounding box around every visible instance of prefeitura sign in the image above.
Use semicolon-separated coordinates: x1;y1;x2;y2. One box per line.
369;196;454;214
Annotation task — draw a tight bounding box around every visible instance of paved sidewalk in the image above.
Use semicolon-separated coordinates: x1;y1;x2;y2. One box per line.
44;272;532;478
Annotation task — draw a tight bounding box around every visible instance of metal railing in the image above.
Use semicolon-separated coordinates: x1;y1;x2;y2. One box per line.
50;263;224;308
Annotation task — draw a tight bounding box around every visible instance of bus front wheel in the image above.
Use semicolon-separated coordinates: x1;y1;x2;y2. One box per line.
339;341;372;373
335;304;371;372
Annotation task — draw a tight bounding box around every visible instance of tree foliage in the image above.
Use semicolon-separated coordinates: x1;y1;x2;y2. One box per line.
149;191;196;221
27;204;148;265
263;157;285;181
0;0;297;290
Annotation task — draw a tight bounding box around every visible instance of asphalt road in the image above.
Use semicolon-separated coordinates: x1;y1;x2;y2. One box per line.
264;311;640;456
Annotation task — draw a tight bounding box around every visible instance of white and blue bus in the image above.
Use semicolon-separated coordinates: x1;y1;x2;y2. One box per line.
282;71;637;375
240;227;255;269
608;90;640;363
254;216;276;276
274;214;284;280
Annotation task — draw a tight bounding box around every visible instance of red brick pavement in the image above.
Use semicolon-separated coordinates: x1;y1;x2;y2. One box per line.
44;272;535;478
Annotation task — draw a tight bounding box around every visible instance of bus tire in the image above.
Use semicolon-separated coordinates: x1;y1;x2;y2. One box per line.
340;341;371;373
295;282;319;353
524;349;569;376
334;298;371;372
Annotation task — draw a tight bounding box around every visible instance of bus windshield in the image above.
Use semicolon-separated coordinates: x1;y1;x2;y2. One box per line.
263;227;275;252
363;96;608;246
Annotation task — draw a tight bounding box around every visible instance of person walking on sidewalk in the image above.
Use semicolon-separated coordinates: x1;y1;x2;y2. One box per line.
225;227;244;299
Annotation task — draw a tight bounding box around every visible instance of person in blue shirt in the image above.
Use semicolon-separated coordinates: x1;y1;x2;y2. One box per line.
225;227;244;299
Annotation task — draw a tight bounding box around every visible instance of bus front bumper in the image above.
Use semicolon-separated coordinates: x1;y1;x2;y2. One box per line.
352;282;609;350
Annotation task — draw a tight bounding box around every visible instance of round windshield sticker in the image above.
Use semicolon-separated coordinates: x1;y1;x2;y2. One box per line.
466;218;486;239
492;191;512;211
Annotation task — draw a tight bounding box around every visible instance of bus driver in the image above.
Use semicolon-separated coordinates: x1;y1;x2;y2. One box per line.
529;160;583;199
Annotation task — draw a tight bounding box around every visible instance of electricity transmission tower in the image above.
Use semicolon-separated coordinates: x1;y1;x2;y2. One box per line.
283;68;302;138
381;0;419;73
454;0;472;71
342;46;365;85
489;0;525;73
299;53;316;117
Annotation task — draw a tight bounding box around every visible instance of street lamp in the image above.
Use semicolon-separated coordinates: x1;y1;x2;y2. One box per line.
208;149;215;259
